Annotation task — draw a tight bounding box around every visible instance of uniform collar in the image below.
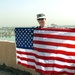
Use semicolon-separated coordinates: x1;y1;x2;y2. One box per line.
41;24;48;28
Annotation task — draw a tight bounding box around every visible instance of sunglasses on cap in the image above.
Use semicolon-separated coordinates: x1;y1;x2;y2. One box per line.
37;18;44;20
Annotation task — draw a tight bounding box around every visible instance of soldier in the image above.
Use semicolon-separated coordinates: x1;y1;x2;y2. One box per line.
36;13;53;75
36;13;48;28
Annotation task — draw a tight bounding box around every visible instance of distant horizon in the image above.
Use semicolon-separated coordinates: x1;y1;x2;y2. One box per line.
0;24;75;28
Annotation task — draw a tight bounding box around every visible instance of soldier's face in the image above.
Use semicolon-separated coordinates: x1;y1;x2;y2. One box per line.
37;18;46;27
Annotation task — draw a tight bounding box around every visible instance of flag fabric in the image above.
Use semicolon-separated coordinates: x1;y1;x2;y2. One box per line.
15;27;75;75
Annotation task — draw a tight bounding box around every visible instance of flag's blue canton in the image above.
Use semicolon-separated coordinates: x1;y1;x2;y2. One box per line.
15;28;34;49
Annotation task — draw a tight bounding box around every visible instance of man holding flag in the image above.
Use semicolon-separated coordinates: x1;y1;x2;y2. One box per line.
15;13;75;75
36;13;54;75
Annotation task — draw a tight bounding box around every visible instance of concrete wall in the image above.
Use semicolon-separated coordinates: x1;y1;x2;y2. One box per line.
0;41;73;75
0;41;36;75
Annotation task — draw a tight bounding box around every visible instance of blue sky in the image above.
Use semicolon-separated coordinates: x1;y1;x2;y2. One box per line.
0;0;75;27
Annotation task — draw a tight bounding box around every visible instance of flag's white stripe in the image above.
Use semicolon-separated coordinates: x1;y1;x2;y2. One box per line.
16;48;75;60
34;30;75;36
16;48;33;52
33;37;75;45
17;59;75;73
17;53;75;66
34;44;75;52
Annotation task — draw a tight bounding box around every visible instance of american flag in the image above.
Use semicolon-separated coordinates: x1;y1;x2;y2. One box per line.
15;28;75;75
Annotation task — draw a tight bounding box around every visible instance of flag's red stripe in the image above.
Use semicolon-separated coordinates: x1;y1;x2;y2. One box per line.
36;68;74;75
18;61;74;75
36;28;75;32
34;47;75;56
17;56;75;69
34;34;75;40
17;51;75;63
33;40;75;48
17;50;75;57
